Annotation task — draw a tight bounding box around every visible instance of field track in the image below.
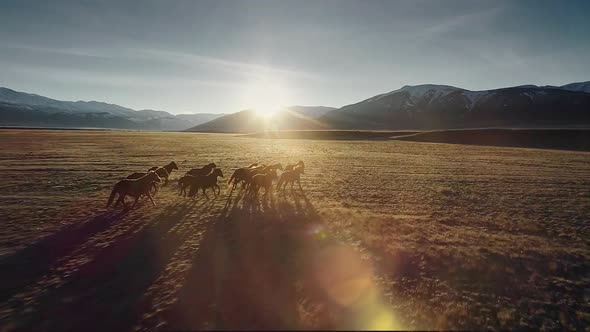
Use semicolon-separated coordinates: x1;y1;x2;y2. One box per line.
0;129;589;330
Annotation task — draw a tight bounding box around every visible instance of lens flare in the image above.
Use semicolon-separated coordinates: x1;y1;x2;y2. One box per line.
311;244;402;330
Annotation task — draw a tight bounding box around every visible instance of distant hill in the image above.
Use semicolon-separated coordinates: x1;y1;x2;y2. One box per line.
3;81;589;132
185;106;335;133
0;87;223;130
319;82;590;130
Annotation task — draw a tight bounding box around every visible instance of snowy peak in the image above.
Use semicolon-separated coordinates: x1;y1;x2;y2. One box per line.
560;81;590;93
398;84;463;97
321;81;590;130
377;84;462;100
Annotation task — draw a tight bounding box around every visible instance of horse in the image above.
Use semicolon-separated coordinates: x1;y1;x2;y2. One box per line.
186;162;217;176
177;174;195;197
248;169;278;199
277;165;304;191
127;170;165;195
147;161;178;185
285;160;305;173
262;163;283;172
226;160;281;193
187;168;224;199
228;166;256;192
107;171;161;208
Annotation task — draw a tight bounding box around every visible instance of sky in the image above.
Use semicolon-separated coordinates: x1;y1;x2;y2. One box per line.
1;0;589;114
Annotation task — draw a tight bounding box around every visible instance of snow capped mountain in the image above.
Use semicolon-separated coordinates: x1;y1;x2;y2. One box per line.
559;81;590;93
320;83;590;130
0;87;224;130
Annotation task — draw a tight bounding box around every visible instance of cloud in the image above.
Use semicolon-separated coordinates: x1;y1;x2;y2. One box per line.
0;61;242;89
133;48;327;82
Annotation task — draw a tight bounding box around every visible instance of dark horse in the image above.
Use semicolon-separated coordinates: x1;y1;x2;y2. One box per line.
107;171;161;209
147;161;178;185
248;168;278;199
127;168;169;195
186;162;217;176
227;162;281;193
277;165;304;191
187;168;224;199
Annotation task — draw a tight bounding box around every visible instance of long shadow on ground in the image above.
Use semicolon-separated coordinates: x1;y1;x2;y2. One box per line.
161;189;327;330
0;209;134;303
1;199;212;331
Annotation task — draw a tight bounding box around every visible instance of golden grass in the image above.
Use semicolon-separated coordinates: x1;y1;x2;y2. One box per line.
0;129;588;330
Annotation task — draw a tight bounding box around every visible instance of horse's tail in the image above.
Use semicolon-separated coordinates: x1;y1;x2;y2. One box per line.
228;172;236;185
106;185;118;207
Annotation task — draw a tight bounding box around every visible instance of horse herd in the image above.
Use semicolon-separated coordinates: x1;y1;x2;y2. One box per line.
106;160;305;209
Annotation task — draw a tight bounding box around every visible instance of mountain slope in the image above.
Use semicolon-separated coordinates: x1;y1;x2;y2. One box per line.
0;87;223;130
0;101;141;129
320;84;590;130
185;107;331;133
559;81;590;93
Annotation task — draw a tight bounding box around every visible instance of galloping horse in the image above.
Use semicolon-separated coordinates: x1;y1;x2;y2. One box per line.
187;168;224;199
285;160;305;173
248;169;278;199
186;162;217;176
277;165;304;191
177;174;194;197
227;162;282;193
107;171;161;208
126;168;168;195
147;161;178;185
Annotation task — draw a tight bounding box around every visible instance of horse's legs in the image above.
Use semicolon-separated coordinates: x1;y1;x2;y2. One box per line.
147;192;156;206
114;194;122;207
215;184;220;195
132;196;139;207
298;179;303;190
203;187;209;199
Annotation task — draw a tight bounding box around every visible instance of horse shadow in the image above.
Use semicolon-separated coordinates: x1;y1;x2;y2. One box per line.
0;208;136;303
162;189;326;330
1;199;210;331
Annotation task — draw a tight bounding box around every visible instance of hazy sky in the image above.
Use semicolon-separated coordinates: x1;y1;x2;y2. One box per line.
1;0;589;114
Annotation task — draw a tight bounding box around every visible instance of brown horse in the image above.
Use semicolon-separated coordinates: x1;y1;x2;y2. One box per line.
277;165;304;191
107;171;161;208
285;160;305;173
186;162;217;176
177;174;194;197
262;163;283;172
248;169;278;199
148;161;178;185
227;162;280;193
127;169;167;195
227;165;257;192
187;168;224;199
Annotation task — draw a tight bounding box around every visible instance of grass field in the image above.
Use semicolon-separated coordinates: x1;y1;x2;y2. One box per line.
0;129;589;330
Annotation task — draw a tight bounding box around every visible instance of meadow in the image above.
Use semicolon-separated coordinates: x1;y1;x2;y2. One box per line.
0;129;588;330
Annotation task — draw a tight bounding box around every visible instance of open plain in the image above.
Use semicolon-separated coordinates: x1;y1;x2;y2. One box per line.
0;129;588;330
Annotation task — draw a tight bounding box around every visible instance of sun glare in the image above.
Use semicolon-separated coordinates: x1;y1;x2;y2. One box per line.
240;77;291;119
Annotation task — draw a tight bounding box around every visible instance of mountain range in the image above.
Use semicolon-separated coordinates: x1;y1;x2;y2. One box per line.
187;81;589;132
0;87;222;130
1;81;589;132
319;82;590;130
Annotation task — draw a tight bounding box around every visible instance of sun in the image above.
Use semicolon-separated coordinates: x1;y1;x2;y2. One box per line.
239;77;291;119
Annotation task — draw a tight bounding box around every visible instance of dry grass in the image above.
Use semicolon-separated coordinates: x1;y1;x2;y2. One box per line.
0;129;588;330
